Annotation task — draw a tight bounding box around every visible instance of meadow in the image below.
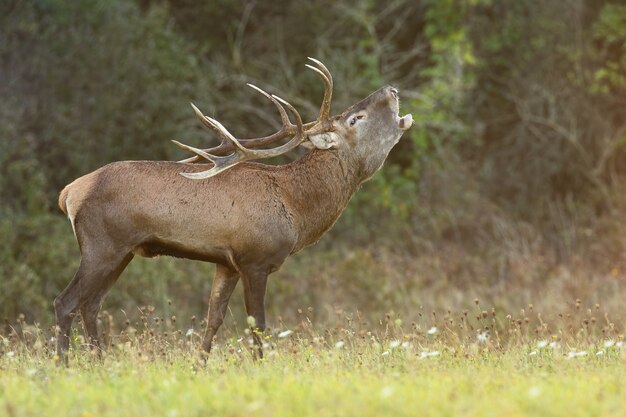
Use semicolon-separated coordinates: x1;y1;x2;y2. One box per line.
1;300;625;417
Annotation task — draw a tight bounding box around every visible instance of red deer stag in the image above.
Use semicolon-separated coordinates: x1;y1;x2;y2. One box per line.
55;58;413;360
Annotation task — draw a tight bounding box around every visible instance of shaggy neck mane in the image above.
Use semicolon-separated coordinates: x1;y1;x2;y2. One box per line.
276;149;362;252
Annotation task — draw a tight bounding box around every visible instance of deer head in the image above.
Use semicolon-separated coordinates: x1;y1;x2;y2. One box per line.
307;85;413;179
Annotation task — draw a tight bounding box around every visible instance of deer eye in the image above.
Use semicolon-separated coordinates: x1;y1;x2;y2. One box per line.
349;115;364;126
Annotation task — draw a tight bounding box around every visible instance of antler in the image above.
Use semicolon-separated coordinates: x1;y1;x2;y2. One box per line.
305;57;333;126
174;58;334;178
172;89;305;179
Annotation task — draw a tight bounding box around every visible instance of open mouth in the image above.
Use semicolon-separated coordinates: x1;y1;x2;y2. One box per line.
398;114;413;130
391;88;413;130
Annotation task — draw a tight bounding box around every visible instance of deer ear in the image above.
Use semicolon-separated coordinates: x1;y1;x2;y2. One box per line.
308;132;340;150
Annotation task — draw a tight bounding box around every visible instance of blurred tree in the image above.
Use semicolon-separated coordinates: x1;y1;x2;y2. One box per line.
0;0;205;207
1;0;625;325
0;0;208;321
466;0;626;219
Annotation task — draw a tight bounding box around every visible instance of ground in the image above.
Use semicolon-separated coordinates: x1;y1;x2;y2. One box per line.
1;306;625;417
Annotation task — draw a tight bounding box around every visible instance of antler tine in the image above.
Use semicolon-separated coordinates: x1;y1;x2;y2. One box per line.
306;57;333;121
181;103;250;164
202;115;249;153
171;140;216;162
272;94;303;132
190;103;229;146
307;57;333;84
247;83;292;129
179;149;240;179
240;94;304;159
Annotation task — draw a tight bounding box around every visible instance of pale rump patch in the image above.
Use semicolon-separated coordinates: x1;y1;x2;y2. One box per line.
66;195;78;241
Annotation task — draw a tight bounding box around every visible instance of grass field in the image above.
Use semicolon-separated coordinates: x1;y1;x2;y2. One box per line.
1;303;625;417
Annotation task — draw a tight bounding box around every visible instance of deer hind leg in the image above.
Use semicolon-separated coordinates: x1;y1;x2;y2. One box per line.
54;251;133;361
202;264;240;353
79;253;134;353
54;266;84;358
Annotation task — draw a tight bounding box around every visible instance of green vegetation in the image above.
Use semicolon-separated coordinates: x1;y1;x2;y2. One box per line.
4;348;626;417
2;300;626;416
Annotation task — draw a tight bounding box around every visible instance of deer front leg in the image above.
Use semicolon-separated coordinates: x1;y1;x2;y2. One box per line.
202;264;240;353
241;265;269;359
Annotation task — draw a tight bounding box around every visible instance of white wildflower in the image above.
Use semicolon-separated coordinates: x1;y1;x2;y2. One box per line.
617;341;623;348
567;351;587;359
278;330;293;338
549;341;560;349
185;328;194;337
246;316;256;327
596;350;604;356
381;351;390;357
380;386;394;398
537;340;548;348
603;340;615;348
419;351;440;359
401;341;411;349
6;351;15;358
335;341;345;349
528;386;541;398
477;331;489;343
389;340;401;349
529;350;537;356
247;401;263;412
427;327;438;335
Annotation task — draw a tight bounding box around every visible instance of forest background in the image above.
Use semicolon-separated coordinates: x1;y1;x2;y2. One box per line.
1;0;625;330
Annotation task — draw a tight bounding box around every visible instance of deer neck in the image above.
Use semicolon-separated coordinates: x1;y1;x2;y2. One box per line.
278;149;362;252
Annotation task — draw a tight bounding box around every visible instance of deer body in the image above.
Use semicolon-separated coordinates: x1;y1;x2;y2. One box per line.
61;149;360;259
54;60;412;360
